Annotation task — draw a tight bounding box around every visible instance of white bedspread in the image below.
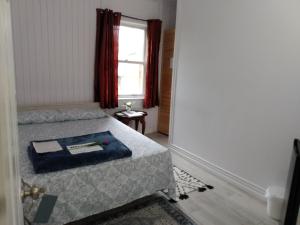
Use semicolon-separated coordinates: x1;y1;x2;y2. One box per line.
19;116;175;225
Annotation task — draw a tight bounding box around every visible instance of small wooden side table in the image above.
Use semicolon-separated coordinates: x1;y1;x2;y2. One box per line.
114;111;148;135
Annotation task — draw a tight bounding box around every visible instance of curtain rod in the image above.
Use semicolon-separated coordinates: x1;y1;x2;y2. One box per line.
122;15;148;22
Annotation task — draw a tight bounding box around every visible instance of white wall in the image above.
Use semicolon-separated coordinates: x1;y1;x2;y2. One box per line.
11;0;101;106
172;0;300;192
162;0;177;29
11;0;176;134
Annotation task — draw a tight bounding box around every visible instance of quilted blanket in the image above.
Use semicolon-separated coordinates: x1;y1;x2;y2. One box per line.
19;113;175;225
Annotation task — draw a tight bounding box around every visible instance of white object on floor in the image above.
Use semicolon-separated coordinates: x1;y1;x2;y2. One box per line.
33;141;62;153
265;186;285;221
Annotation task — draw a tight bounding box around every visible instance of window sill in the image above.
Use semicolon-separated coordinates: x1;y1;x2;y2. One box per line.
118;96;144;101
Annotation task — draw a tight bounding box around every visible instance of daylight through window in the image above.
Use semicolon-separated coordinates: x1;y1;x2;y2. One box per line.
118;21;146;98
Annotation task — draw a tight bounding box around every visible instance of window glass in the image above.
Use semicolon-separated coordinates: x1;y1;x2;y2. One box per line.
118;23;146;98
119;26;145;62
118;62;144;96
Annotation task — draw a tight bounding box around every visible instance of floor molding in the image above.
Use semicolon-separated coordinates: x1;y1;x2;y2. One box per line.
169;144;266;202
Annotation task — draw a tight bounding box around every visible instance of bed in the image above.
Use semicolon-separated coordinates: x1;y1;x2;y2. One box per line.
18;105;176;225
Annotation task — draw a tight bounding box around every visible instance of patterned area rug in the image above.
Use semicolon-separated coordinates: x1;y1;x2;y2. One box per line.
172;166;214;200
68;166;213;225
68;195;197;225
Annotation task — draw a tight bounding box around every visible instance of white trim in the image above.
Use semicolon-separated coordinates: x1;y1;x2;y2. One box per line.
168;0;182;145
118;96;144;100
118;60;145;65
0;0;23;224
169;144;267;202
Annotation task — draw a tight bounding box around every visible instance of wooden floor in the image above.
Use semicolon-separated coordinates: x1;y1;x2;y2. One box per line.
147;133;278;225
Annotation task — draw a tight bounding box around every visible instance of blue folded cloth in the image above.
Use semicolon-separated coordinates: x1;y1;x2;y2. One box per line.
28;131;132;174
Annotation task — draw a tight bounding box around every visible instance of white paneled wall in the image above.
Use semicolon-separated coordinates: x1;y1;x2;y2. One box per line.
11;0;101;105
11;0;176;106
11;0;176;133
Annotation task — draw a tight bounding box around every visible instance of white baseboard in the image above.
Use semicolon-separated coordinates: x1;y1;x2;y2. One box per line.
169;144;267;202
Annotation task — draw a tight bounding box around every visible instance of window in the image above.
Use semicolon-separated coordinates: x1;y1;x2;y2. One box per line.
118;21;147;99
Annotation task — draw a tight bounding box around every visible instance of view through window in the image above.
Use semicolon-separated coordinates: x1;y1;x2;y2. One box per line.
118;22;146;98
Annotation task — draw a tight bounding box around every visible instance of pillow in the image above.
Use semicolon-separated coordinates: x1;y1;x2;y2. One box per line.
57;108;107;122
18;108;107;125
18;110;62;125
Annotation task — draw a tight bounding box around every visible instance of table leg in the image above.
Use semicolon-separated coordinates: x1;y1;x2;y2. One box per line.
135;119;139;131
140;117;146;135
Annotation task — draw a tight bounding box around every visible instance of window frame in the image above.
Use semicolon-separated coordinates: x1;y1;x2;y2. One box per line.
118;19;147;100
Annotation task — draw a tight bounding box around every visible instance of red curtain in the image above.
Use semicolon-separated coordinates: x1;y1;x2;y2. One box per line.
94;9;121;108
144;20;162;109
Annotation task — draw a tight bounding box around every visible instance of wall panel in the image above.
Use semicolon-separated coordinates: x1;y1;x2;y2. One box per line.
11;0;101;105
11;0;177;133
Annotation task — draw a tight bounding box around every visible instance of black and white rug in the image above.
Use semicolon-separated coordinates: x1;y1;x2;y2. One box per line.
68;195;197;225
68;167;213;225
171;166;214;200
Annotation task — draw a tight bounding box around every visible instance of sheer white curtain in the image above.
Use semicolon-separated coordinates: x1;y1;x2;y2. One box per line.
0;0;23;224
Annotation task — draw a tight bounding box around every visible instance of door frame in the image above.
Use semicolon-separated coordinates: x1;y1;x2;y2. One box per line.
0;0;24;224
168;0;181;145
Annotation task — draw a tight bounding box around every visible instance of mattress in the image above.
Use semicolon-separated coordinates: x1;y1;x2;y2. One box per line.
19;115;175;225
